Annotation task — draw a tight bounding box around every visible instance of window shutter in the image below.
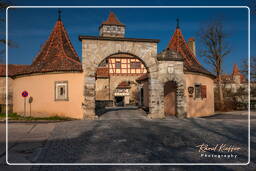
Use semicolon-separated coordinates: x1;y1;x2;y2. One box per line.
201;85;207;98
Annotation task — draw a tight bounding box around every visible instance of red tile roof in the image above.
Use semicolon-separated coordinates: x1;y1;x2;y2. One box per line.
96;67;109;78
215;74;233;83
0;64;30;77
167;27;214;77
117;81;130;89
101;12;125;26
215;64;247;84
1;16;82;77
188;37;195;42
231;64;246;83
232;64;240;75
20;18;82;75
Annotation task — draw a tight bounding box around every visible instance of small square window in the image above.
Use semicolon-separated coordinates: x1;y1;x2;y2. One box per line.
55;81;68;101
130;62;141;69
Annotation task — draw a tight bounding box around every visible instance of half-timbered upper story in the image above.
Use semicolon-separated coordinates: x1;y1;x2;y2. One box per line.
97;53;147;77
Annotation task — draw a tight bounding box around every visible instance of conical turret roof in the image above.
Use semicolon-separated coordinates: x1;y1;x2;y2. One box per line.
232;64;240;75
167;26;213;77
26;16;82;74
101;12;125;26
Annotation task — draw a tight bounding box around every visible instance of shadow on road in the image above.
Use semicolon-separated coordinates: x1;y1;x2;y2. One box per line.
22;118;254;170
1;113;255;171
201;113;252;120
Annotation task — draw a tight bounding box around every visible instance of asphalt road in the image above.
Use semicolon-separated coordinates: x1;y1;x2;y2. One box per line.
0;108;255;171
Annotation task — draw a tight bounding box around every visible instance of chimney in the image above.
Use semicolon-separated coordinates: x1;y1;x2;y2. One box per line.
187;38;196;56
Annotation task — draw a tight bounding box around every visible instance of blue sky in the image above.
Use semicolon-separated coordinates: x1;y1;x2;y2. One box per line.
7;0;255;74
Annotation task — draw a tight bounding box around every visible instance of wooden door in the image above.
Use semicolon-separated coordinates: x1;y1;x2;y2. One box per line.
164;81;177;116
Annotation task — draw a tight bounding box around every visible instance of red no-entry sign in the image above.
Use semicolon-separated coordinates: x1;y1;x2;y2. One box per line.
22;91;28;98
22;91;29;117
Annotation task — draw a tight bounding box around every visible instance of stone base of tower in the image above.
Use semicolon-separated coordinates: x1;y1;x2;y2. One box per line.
83;112;98;120
82;104;98;119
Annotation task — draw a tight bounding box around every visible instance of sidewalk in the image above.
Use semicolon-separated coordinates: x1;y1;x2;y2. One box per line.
0;122;56;170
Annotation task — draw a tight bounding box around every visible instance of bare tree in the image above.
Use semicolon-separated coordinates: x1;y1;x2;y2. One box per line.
251;57;256;82
247;0;256;15
198;20;230;110
241;56;256;82
0;1;15;63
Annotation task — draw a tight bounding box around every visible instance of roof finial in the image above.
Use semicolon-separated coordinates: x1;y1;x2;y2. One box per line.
58;9;62;21
176;18;180;29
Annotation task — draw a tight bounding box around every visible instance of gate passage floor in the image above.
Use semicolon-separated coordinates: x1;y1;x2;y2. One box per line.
99;106;148;120
1;108;256;171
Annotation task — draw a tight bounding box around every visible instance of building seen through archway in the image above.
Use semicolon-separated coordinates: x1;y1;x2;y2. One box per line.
95;53;148;108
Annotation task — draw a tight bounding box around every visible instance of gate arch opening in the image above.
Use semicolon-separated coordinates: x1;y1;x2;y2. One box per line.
95;52;150;113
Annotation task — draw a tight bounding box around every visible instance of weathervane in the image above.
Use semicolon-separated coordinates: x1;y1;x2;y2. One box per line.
58;9;62;21
176;18;180;28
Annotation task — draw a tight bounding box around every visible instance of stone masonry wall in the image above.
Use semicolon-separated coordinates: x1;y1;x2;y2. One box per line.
148;61;186;118
82;39;158;119
0;77;13;113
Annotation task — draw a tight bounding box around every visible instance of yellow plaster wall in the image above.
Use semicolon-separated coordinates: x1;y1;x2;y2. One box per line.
185;73;215;117
12;72;84;119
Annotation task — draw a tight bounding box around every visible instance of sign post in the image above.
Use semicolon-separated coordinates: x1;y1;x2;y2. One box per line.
22;91;29;117
28;96;33;117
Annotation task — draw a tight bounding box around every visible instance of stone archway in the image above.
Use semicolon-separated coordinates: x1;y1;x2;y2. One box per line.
81;39;159;119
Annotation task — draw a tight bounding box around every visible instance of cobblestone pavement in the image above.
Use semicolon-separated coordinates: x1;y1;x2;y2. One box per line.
1;109;256;171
